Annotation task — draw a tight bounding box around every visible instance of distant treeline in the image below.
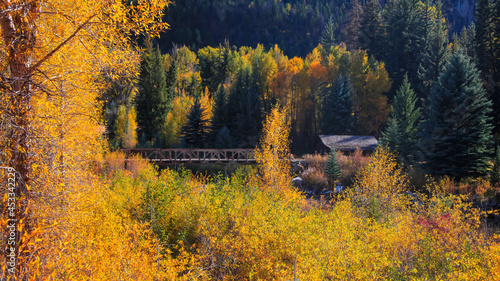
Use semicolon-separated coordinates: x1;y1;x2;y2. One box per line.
158;0;475;57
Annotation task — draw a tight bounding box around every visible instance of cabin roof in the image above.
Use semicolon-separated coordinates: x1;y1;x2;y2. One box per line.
318;135;378;151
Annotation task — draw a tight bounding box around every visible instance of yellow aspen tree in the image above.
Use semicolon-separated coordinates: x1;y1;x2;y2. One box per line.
0;0;169;278
255;106;291;192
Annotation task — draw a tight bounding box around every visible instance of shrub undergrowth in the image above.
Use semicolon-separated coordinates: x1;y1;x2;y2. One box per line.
92;146;500;280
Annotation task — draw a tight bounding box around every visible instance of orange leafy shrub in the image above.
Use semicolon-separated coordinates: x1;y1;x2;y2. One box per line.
337;148;371;186
301;167;329;191
302;149;370;189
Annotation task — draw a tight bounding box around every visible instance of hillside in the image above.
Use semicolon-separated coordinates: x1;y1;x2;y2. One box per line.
159;0;476;57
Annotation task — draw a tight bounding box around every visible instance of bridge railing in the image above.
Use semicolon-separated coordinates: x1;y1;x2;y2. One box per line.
121;148;256;164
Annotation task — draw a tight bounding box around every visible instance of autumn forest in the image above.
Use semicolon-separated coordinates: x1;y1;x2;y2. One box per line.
1;0;500;280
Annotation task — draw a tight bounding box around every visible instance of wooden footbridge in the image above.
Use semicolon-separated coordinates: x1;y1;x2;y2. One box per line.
121;148;256;165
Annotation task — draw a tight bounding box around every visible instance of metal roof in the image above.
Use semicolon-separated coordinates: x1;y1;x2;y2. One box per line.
318;135;378;151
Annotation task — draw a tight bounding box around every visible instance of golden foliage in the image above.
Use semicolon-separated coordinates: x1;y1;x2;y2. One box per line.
0;0;170;278
352;147;408;212
92;155;500;280
114;105;138;149
254;106;291;191
162;95;193;147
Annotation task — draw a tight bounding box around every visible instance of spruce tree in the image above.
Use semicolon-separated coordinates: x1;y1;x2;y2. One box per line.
321;75;354;135
181;97;208;148
475;0;496;81
135;42;170;143
165;58;177;105
383;0;426;92
325;148;342;184
420;53;494;178
417;4;450;97
380;76;421;166
453;24;477;62
320;16;336;51
214;126;234;149
358;0;384;60
209;85;229;147
226;68;262;148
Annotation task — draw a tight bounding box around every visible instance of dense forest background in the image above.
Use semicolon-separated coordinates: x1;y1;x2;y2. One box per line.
104;0;500;157
159;0;476;57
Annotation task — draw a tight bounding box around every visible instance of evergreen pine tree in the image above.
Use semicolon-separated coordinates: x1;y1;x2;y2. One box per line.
453;24;477;62
226;68;262;148
474;0;500;138
215;126;234;149
380;76;421;166
383;0;426;92
135;42;170;144
420;53;494;178
358;0;384;60
181;97;208;148
165;57;177;106
320;16;336;51
321;75;354;135
325;148;342;184
475;0;496;81
417;3;450;97
491;146;500;185
209;85;229;147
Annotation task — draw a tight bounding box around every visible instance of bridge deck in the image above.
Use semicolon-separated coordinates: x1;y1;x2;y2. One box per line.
121;148;256;164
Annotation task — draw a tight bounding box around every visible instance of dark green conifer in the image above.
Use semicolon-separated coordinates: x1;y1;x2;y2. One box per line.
420;53;494;178
165;58;177;105
320;16;336;51
135;42;170;144
226;68;262;148
321;75;354;135
453;24;477;61
417;4;450;96
380;76;421;166
358;0;383;60
325;148;342;184
209;85;229;147
475;0;496;80
181;97;209;148
215;126;234;149
383;0;426;92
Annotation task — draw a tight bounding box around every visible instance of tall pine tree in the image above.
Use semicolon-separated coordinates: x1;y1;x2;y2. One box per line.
209;85;230;147
417;2;450;97
165;57;177;104
475;0;500;138
135;42;170;144
358;0;384;60
383;0;426;93
380;76;421;166
475;0;496;83
181;97;209;148
226;67;262;148
321;75;354;135
321;16;337;52
420;53;494;178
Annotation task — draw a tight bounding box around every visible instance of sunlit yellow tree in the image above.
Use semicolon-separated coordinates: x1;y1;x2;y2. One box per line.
255;106;291;192
0;0;169;278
